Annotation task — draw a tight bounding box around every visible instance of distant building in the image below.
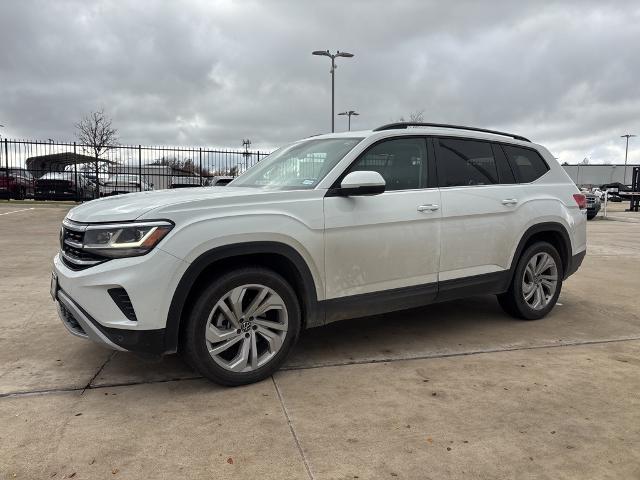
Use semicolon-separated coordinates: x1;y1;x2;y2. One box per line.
562;164;637;187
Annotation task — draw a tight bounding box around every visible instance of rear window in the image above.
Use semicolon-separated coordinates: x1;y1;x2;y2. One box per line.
502;145;549;183
436;138;498;187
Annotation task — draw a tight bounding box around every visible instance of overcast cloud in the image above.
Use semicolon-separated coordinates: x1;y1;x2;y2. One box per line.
1;0;639;164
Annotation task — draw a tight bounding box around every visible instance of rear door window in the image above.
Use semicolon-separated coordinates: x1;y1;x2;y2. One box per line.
436;138;498;187
501;145;549;183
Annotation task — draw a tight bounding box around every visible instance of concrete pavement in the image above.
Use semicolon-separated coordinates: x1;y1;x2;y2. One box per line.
1;203;639;479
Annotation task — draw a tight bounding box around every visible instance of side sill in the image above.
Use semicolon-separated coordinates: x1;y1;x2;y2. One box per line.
322;283;437;324
436;271;510;302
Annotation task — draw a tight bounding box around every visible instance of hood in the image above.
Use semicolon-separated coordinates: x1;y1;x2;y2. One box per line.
66;186;288;223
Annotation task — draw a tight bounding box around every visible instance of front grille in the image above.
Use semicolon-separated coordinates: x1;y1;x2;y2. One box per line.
108;288;138;322
60;222;107;270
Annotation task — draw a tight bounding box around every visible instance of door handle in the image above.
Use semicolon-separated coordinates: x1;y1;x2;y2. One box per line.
417;204;439;212
501;198;518;206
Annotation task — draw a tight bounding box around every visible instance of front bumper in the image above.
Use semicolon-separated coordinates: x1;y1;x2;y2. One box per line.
52;247;189;355
55;288;168;355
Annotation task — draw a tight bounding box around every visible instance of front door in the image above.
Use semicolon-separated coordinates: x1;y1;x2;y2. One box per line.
323;137;441;320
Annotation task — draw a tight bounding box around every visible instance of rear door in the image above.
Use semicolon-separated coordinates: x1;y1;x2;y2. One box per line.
435;137;521;287
324;137;441;310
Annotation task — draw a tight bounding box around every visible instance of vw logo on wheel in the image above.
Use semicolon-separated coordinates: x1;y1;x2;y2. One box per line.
240;320;252;332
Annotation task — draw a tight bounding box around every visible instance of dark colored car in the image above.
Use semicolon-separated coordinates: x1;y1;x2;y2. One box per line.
585;192;601;220
0;167;35;199
35;172;94;200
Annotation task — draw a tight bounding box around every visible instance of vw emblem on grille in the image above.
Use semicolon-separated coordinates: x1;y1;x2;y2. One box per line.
240;321;252;332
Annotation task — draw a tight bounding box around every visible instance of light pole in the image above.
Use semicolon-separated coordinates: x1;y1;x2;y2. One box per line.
338;110;359;131
621;134;636;185
312;50;354;133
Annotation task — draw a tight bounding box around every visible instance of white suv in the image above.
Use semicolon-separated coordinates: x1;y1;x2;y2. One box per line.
51;123;587;385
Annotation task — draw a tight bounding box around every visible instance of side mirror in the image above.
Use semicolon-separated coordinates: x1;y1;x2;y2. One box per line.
335;171;386;196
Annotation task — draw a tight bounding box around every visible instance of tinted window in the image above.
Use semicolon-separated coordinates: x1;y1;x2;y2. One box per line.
436;138;498;187
348;138;427;191
502;145;549;183
492;143;516;183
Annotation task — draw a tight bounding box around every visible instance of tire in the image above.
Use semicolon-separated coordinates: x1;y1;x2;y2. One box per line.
497;241;563;320
15;187;26;200
181;267;301;386
587;212;596;220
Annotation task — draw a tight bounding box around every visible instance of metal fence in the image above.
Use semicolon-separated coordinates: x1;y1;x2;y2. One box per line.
0;139;272;201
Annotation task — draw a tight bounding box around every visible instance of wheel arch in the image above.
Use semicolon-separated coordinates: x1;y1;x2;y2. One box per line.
164;241;322;354
508;222;572;284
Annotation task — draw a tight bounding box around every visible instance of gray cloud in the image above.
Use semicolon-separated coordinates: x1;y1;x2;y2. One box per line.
1;0;639;163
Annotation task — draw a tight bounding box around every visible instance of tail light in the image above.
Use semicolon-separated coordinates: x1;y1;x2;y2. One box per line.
573;193;586;209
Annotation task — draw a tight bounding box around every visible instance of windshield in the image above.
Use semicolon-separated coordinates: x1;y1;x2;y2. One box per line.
229;137;363;189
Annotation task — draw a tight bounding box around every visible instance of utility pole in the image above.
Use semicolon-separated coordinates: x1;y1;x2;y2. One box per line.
242;139;252;172
338;110;359;131
621;134;636;185
312;50;354;132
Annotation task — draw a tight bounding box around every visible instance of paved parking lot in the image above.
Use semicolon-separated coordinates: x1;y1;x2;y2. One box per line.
1;203;639;479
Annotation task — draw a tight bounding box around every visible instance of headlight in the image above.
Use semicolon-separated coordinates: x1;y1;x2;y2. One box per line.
82;221;173;258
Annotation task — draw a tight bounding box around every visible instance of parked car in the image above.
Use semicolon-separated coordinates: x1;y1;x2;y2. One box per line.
101;174;153;196
170;175;203;189
35;172;94;200
584;192;601;219
0;167;35;199
51;122;587;386
205;176;234;186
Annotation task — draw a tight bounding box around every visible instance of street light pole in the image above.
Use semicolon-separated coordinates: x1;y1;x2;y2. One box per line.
338;110;360;131
312;50;354;133
621;134;636;185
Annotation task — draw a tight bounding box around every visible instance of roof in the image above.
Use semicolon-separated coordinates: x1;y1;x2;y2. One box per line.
309;122;533;145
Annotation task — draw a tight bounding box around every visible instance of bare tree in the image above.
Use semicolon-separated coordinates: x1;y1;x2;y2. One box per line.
75;108;118;196
398;110;425;123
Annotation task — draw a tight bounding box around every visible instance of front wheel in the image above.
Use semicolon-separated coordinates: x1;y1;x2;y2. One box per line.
497;241;563;320
181;267;301;386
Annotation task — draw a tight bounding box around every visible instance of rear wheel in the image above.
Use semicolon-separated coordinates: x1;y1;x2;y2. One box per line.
182;267;301;386
497;241;563;320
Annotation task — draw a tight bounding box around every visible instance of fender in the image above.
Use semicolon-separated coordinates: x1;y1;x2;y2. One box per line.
507;222;573;284
163;241;322;354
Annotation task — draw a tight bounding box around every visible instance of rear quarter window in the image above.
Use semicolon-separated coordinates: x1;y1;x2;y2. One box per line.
502;145;549;183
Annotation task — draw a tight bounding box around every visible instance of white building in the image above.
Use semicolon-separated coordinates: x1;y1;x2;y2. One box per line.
562;164;637;186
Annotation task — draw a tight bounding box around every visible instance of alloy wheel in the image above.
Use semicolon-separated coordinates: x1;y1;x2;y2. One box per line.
522;252;558;310
205;284;288;372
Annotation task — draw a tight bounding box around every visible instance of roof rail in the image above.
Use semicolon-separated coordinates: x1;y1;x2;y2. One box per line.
372;122;530;142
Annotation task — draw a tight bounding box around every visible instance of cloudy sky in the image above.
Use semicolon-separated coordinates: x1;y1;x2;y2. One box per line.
1;0;639;164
